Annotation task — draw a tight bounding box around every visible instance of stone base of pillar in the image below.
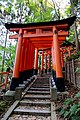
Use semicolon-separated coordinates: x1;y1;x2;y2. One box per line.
19;71;23;84
45;69;47;73
15;87;23;100
56;78;65;92
10;77;19;91
51;87;57;101
34;69;38;75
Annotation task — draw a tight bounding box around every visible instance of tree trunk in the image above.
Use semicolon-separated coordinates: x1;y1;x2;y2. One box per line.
1;30;8;73
70;0;79;51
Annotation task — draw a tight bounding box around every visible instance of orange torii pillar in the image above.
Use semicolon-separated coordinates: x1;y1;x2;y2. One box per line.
52;46;56;83
10;29;23;91
29;44;35;77
45;52;47;73
27;43;34;78
48;51;51;72
19;31;27;84
41;51;44;74
31;45;35;75
23;39;29;81
26;42;31;79
52;26;65;92
34;48;38;75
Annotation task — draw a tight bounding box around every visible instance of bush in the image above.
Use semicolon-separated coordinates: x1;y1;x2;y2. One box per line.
59;92;80;120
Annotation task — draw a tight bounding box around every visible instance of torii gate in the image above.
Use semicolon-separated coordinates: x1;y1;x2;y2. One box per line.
5;16;76;92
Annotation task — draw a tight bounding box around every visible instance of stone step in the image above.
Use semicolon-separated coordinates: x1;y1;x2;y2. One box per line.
32;86;50;88
20;101;51;106
14;108;51;116
27;90;50;94
29;87;50;91
24;95;51;99
34;83;49;85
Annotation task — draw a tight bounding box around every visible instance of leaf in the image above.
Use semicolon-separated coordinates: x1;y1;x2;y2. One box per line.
75;68;80;73
75;108;80;114
71;116;78;120
71;116;80;120
74;92;80;98
60;108;65;116
64;111;70;118
64;98;72;105
70;104;78;115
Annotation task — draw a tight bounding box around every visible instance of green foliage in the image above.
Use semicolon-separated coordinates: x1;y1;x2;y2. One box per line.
74;92;80;98
75;67;80;73
73;0;78;7
66;51;80;61
0;100;11;111
59;91;80;120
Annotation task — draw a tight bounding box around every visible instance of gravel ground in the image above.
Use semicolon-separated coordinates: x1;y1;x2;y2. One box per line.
8;115;51;120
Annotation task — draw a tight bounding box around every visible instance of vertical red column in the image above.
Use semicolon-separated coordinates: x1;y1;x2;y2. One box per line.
10;29;23;90
41;51;44;74
34;48;38;75
19;31;26;83
23;39;29;81
26;42;31;78
48;51;51;72
31;45;35;76
45;52;47;73
29;44;33;77
53;26;65;92
52;45;56;83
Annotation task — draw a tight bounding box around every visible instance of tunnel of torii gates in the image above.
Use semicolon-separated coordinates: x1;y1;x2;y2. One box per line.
5;16;76;92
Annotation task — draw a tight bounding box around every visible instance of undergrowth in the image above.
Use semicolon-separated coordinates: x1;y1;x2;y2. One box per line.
59;92;80;120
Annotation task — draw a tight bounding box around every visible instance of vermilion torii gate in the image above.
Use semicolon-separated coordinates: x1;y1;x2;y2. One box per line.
5;16;76;92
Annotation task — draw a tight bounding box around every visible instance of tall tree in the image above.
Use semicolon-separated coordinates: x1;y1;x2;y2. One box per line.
70;0;79;51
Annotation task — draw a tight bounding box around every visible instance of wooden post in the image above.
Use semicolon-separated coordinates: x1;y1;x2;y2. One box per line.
41;51;44;74
48;51;51;72
34;48;38;75
23;39;29;71
26;42;31;78
53;26;65;92
45;52;47;73
23;39;29;81
72;59;76;86
52;46;56;83
19;31;26;83
31;45;35;75
29;44;34;77
10;29;23;91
